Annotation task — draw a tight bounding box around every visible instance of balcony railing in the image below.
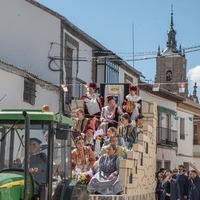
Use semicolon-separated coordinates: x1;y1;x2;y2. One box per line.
157;127;178;146
193;138;200;145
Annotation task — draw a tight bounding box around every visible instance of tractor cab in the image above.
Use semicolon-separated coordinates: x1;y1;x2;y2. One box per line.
0;107;81;200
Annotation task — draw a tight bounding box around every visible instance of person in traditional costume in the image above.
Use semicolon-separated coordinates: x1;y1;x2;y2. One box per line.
87;144;123;195
71;136;95;173
80;83;103;119
117;113;144;150
99;95;123;135
122;84;142;120
135;113;145;134
84;126;95;151
72;108;91;135
103;126;125;147
101;135;127;159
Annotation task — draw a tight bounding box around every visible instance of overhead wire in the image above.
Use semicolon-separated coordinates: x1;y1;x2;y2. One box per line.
48;42;200;62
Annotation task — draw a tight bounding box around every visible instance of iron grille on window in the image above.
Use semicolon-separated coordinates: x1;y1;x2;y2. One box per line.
23;78;36;105
157;127;178;146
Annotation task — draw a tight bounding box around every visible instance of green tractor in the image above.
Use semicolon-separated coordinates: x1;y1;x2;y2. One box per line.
0;108;89;200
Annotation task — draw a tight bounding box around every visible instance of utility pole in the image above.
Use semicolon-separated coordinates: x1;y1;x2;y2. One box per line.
132;23;135;67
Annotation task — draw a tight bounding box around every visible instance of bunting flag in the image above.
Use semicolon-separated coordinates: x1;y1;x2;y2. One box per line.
60;84;68;92
152;83;160;92
178;83;185;93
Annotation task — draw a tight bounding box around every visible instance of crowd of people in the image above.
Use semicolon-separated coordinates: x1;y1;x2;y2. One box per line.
155;163;200;200
14;82;200;198
17;82;146;196
71;82;145;195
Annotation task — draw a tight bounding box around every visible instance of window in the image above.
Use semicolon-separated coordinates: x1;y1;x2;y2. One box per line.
23;78;36;105
156;160;162;172
65;47;73;103
166;114;171;130
183;162;189;172
158;113;162;127
124;73;133;83
193;125;198;144
105;60;119;83
164;161;171;170
64;33;79;101
180;118;185;139
166;70;172;81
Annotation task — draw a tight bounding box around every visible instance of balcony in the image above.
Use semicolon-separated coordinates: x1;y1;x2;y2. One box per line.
157;127;178;146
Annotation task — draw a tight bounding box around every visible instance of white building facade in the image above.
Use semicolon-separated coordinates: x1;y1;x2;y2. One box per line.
140;86;200;171
0;60;60;112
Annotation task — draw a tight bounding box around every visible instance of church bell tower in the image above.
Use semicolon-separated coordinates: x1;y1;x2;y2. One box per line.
155;6;188;96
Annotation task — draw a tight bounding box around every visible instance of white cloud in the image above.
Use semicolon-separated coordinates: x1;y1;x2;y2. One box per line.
187;66;200;86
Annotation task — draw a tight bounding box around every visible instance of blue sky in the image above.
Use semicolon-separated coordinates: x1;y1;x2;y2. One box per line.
37;0;200;98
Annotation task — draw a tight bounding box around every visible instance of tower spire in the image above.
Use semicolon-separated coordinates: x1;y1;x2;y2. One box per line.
166;4;177;52
170;4;174;30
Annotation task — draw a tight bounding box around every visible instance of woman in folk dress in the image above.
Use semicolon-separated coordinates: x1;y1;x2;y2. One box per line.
80;83;103;119
87;144;123;195
122;84;142;120
71;136;96;173
99;95;123;135
117;113;138;150
72;108;90;135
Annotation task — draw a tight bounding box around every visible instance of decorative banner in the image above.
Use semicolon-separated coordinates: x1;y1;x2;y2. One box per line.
60;84;68;92
104;85;124;105
188;117;193;121
178;83;185;93
152;83;160;92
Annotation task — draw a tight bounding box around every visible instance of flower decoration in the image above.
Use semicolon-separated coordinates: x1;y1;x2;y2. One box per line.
96;135;103;140
96;135;104;147
78;172;92;185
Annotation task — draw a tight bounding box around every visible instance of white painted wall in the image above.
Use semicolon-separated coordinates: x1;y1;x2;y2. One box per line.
0;62;61;168
0;0;60;84
141;90;177;130
119;68;138;83
141;90;195;169
140;90;177;110
0;66;60;113
176;110;194;156
157;148;178;169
